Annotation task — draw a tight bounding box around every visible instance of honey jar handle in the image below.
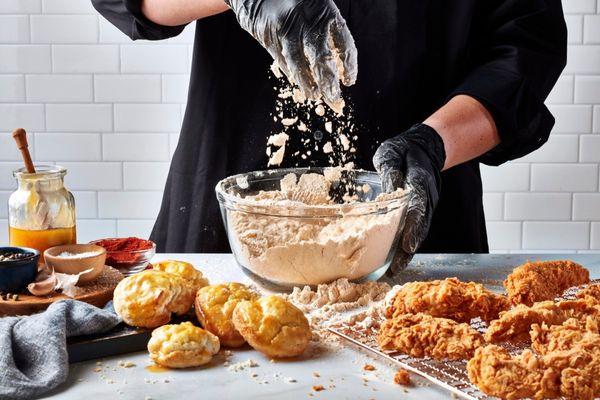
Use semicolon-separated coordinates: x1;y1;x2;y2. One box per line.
12;128;36;174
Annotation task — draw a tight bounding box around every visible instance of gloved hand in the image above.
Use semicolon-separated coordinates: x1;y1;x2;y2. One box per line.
224;0;358;111
373;124;447;273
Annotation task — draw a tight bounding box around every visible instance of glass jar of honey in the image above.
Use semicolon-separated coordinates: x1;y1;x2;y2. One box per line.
8;165;76;260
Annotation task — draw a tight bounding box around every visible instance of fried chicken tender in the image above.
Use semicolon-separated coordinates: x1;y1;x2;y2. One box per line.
577;283;600;301
485;298;599;343
386;278;510;323
148;322;220;369
195;283;260;347
113;270;195;328
468;345;558;400
530;317;599;355
376;313;484;360
468;339;600;400
232;295;311;358
152;260;209;292
504;260;589;306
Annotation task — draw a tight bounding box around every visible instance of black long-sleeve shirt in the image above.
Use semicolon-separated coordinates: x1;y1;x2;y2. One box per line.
93;0;567;254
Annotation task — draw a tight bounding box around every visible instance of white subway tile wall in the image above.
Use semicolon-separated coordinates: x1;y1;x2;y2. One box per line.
0;0;597;252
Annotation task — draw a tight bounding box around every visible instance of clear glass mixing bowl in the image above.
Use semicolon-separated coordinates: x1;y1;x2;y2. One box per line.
215;167;410;290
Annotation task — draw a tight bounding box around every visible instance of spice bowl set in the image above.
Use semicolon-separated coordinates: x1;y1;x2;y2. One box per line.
0;129;156;312
0;239;154;295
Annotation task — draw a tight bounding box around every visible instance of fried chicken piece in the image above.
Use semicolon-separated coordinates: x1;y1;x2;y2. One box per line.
467;345;560;400
541;337;600;400
485;298;599;343
377;313;484;360
576;283;600;301
468;338;600;400
504;260;589;306
386;278;510;323
530;317;599;355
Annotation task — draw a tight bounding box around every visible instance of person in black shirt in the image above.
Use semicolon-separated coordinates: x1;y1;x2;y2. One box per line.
93;0;567;270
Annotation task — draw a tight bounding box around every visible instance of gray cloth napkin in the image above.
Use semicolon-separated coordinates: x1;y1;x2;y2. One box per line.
0;300;121;400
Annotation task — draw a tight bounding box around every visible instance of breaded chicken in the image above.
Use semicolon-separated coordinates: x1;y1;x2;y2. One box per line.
576;283;600;301
504;260;589;306
377;312;484;360
485;298;599;343
467;345;558;400
530;316;599;355
468;339;600;400
386;277;510;323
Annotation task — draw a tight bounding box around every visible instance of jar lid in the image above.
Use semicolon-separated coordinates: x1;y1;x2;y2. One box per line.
13;164;67;179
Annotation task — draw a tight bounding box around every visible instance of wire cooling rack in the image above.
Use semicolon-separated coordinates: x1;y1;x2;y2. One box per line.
328;320;490;400
328;280;600;400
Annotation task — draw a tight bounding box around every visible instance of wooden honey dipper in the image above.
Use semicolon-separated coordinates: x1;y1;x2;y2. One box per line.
12;128;36;173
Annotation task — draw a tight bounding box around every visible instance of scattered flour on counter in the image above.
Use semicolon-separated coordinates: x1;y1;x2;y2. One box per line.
228;359;259;372
285;278;391;328
342;284;404;330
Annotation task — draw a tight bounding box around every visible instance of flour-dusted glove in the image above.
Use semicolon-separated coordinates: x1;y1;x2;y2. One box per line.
224;0;358;110
373;124;446;273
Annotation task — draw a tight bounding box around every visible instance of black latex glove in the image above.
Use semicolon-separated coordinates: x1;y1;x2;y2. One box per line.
224;0;358;111
373;124;447;273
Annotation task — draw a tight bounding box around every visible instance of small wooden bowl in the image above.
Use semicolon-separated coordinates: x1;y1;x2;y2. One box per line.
44;244;106;284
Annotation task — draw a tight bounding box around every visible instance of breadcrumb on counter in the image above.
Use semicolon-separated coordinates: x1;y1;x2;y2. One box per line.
394;368;411;386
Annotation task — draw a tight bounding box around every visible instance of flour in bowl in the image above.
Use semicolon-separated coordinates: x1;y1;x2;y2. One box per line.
228;169;406;286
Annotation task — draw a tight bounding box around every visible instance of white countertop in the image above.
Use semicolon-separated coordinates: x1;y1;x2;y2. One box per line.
41;253;451;400
41;253;600;400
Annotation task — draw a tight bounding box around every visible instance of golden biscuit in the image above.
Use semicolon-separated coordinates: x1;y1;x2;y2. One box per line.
152;260;209;292
195;283;260;347
113;270;195;328
148;322;220;369
232;295;311;358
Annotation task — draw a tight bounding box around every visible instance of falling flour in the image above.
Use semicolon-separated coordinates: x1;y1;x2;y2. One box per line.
266;63;359;167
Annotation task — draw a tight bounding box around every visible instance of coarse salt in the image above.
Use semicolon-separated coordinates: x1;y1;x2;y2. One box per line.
57;251;101;259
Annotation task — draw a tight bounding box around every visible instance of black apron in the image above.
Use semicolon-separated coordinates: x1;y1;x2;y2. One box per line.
102;0;563;254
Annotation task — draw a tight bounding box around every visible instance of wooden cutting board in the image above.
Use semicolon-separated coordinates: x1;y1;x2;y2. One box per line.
0;265;123;317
